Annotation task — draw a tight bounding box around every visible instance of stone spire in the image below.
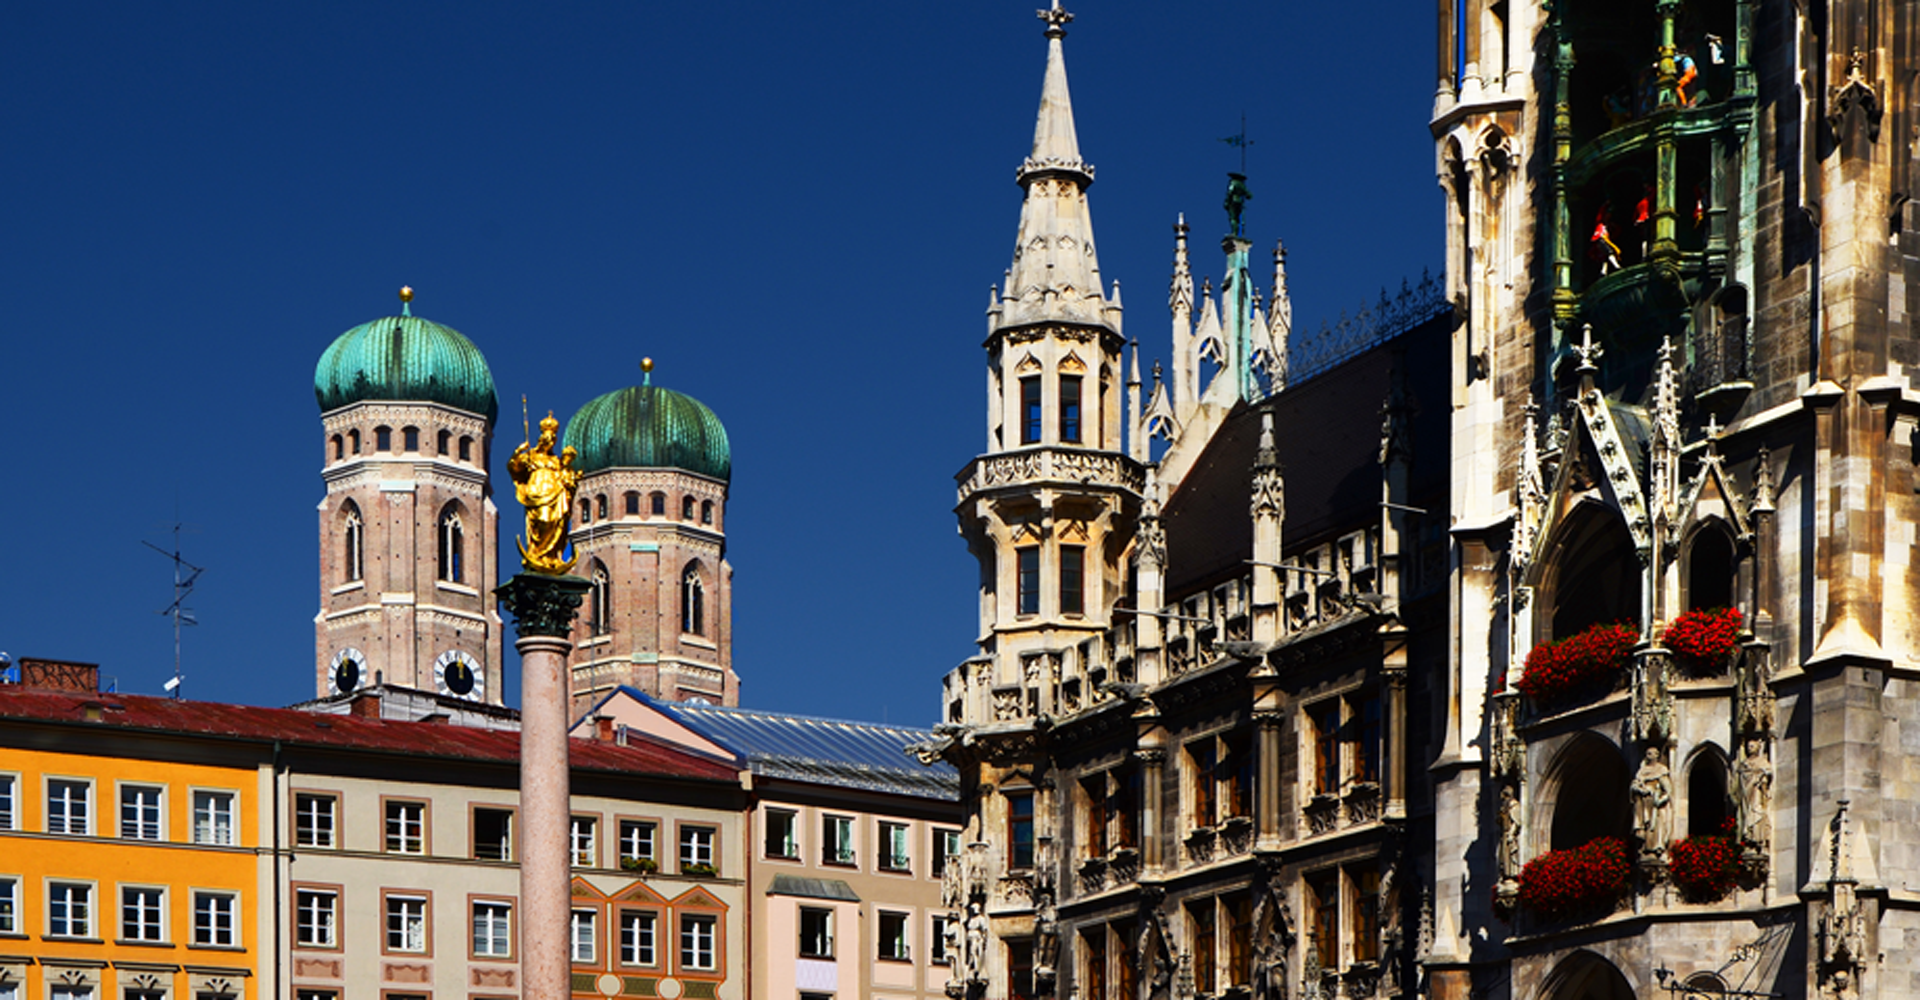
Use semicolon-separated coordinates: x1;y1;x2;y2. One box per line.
993;1;1120;336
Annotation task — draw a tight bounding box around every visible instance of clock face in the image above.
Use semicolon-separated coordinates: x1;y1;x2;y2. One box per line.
329;648;366;697
435;649;484;700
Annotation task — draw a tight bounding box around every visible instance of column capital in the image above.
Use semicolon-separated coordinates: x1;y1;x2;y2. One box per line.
496;573;591;639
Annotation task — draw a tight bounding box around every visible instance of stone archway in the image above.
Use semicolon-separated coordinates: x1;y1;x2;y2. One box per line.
1540;950;1635;1000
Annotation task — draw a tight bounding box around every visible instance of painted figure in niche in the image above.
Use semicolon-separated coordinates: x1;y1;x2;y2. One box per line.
1630;746;1674;852
1498;784;1523;878
1591;207;1623;274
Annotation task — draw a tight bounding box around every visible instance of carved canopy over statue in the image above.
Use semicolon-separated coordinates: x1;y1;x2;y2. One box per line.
507;411;582;575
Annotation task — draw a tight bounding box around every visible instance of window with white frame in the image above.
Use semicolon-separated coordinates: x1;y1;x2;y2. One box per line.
764;808;798;859
933;827;962;878
120;785;163;841
294;992;336;1000
192;790;236;845
296;888;336;948
474;807;514;861
0;876;16;933
294;793;336;849
880;821;911;871
822;814;855;865
0;774;12;830
571;816;598;868
571;908;597;963
48;880;92;937
620;910;657;966
472;900;511;957
385;800;426;854
48;988;90;1000
386;894;427;952
878;910;911;961
193;890;237;946
47;778;91;835
121;886;165;942
679;825;715;872
931;914;953;964
619;819;656;866
680;913;716;970
799;906;835;958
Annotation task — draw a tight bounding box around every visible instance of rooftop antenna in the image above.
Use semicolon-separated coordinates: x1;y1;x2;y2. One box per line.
142;524;204;699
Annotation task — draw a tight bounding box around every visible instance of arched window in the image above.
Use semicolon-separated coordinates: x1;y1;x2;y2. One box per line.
597;495;608;520
349;429;361;455
342;501;364;583
1685;526;1737;612
1687;748;1732;837
590;561;611;636
651;492;667;516
403;426;419;452
1546;506;1641;640
375;426;392;452
624;492;640;516
700;500;713;525
682;496;696;520
331;434;344;461
682;564;705;636
579;499;591;524
459;436;473;462
438;505;465;584
1544;734;1631;851
437;429;451;455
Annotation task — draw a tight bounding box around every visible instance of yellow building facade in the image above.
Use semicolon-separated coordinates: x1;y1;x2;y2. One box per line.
1;663;261;1000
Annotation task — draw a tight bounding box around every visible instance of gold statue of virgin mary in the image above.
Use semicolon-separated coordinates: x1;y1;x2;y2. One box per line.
507;411;581;574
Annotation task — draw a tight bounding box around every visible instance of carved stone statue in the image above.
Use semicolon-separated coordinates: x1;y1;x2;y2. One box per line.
1630;746;1674;853
964;901;988;984
506;412;581;574
1498;784;1523;879
1143;894;1175;1000
1734;737;1772;848
1251;861;1295;1000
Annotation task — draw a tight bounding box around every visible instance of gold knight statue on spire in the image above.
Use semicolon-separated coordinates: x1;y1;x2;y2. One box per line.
508;411;581;574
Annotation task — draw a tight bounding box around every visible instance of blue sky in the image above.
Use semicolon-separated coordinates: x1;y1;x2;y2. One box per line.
0;2;1439;724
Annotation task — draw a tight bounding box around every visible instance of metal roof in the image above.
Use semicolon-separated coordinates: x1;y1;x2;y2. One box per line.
653;696;958;801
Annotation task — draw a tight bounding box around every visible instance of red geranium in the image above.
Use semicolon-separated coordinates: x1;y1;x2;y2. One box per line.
1516;622;1639;705
1668;818;1743;902
1664;607;1743;672
1516;836;1631;921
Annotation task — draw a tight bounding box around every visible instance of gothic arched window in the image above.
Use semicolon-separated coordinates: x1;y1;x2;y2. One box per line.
1687;747;1732;837
375;426;392;452
590;561;611;636
459;436;473;462
438;505;464;584
682;496;696;521
349;429;361;455
597;495;609;520
651;492;667;516
682;564;705;636
342;501;364;583
331;434;344;461
700;500;713;525
1685;526;1737;613
437;429;451;455
403;426;419;452
624;492;640;516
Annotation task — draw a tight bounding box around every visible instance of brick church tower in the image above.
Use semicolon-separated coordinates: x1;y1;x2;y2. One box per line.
312;289;504;704
561;360;737;711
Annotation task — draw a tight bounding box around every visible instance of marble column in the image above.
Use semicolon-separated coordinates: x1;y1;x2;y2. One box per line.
497;574;589;1000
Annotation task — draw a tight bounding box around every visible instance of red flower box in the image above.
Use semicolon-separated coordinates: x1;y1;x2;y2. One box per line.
1516;623;1639;705
1668;819;1744;902
1516;836;1631;921
1664;607;1743;672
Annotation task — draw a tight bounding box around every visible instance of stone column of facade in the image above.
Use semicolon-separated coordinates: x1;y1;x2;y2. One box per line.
497;573;589;1000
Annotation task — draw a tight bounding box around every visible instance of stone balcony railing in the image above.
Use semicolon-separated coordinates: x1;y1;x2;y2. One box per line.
956;447;1145;504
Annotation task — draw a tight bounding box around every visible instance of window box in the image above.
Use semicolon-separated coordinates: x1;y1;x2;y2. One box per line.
1516;836;1631;922
682;862;717;878
1667;824;1746;902
1664;607;1743;675
620;857;659;874
1516;622;1638;707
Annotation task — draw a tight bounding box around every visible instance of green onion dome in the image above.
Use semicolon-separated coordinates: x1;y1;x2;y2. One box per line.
564;377;731;481
314;296;498;424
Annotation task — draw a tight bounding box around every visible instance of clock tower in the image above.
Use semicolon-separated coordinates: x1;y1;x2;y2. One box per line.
312;289;505;704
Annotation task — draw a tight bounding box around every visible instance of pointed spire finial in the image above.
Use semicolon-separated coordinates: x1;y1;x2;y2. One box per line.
1038;0;1073;39
1574;323;1604;373
640;357;654;387
399;285;414;317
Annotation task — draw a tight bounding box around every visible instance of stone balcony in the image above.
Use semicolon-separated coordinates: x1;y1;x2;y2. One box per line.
955;446;1144;504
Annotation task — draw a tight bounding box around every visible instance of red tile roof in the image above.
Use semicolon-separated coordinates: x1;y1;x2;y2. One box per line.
0;686;738;782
